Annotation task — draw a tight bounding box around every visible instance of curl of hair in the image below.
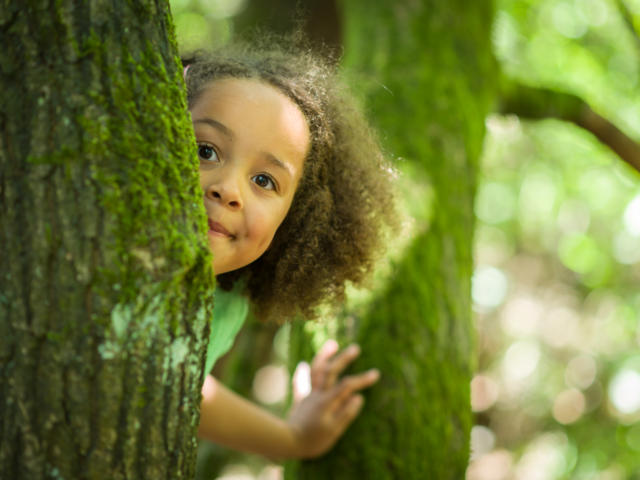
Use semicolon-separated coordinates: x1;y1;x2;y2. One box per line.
183;39;396;322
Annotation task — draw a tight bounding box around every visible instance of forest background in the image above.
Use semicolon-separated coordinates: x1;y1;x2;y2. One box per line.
172;0;640;479
2;0;639;479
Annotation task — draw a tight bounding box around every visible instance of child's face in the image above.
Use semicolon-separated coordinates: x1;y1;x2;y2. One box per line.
191;78;310;275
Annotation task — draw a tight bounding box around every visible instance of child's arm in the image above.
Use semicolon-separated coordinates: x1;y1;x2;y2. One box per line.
197;340;379;459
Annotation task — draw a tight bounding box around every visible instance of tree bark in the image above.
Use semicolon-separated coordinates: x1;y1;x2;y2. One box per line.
0;1;213;478
286;0;496;478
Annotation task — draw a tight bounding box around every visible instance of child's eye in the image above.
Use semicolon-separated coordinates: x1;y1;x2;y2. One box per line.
252;174;276;191
197;143;219;163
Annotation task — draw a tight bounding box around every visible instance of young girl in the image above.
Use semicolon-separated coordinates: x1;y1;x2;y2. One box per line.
182;41;395;460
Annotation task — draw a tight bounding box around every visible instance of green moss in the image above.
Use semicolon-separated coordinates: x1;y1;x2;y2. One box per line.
1;2;215;477
76;39;213;313
286;0;496;478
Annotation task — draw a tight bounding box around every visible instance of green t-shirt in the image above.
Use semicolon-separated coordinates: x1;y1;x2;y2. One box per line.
204;285;249;375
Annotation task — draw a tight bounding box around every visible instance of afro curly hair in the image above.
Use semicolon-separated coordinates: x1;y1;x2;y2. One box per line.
183;39;396;323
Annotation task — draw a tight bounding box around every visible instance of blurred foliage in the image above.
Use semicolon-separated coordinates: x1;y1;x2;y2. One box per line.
170;0;245;53
470;0;640;478
169;0;640;479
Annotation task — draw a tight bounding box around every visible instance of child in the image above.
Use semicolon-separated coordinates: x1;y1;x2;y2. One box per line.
182;41;396;460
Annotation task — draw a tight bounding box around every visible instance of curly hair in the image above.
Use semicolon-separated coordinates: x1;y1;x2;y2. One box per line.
183;40;396;322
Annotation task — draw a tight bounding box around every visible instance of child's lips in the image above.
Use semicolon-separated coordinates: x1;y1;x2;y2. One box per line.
208;219;233;238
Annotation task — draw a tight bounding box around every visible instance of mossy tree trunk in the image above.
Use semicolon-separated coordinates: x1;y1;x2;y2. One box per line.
0;1;213;478
287;1;496;478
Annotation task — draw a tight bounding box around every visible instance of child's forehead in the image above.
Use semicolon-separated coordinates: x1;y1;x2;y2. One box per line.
192;77;311;173
201;77;284;104
197;79;308;136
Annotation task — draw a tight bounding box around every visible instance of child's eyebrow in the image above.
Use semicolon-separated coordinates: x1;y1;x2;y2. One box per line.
194;116;294;178
193;117;234;140
262;152;294;178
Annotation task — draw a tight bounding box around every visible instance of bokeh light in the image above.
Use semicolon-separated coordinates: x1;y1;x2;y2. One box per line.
196;0;247;18
502;340;541;382
552;388;586;424
609;368;640;416
472;0;640;474
467;449;513;480
514;432;571;479
471;374;500;412
470;426;496;460
472;266;509;311
252;364;288;405
623;194;640;236
565;354;597;389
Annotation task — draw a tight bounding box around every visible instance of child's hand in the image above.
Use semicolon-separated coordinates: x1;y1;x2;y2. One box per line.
287;339;380;459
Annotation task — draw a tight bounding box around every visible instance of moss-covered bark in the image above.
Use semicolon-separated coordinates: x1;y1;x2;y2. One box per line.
0;1;213;478
286;1;496;478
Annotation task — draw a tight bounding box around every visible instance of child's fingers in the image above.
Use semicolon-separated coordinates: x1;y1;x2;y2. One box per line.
310;339;339;389
328;369;380;412
322;343;361;389
334;394;365;426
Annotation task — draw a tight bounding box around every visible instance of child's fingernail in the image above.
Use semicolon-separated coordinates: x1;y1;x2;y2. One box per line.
349;344;360;355
326;339;339;350
369;369;380;379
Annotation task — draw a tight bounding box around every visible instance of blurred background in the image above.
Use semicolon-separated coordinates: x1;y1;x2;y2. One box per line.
169;0;640;478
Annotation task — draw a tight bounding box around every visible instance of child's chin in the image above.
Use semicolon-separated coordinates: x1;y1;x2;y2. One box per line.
212;259;236;276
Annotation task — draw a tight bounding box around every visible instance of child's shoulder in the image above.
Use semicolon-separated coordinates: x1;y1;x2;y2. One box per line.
205;283;249;373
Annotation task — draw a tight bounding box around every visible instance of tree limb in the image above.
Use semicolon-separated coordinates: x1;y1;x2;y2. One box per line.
498;83;640;174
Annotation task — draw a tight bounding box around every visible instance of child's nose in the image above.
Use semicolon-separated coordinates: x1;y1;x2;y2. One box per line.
204;178;243;210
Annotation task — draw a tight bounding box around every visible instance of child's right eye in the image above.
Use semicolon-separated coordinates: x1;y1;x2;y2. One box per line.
197;143;219;163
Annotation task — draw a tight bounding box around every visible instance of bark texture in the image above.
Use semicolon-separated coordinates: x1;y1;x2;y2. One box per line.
286;0;496;478
0;1;213;478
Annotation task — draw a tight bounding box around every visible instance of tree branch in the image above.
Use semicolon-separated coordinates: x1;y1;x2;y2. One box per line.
498;83;640;174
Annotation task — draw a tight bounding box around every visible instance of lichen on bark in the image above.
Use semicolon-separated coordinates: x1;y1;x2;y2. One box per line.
0;1;214;478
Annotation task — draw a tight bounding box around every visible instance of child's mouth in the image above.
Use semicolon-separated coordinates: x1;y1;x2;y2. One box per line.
208;219;233;238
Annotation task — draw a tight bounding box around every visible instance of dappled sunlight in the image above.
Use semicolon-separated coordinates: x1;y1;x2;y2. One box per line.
472;375;501;413
472;266;510;312
608;368;640;417
252;365;289;405
501;340;541;383
552;388;586;424
470;111;639;475
470;2;640;468
565;354;597;390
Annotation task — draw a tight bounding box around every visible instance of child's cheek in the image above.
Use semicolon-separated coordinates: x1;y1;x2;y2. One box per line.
247;215;275;253
247;199;290;254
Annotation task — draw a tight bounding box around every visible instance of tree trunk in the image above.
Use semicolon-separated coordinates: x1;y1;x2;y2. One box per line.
234;0;342;60
0;1;213;478
286;0;496;478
